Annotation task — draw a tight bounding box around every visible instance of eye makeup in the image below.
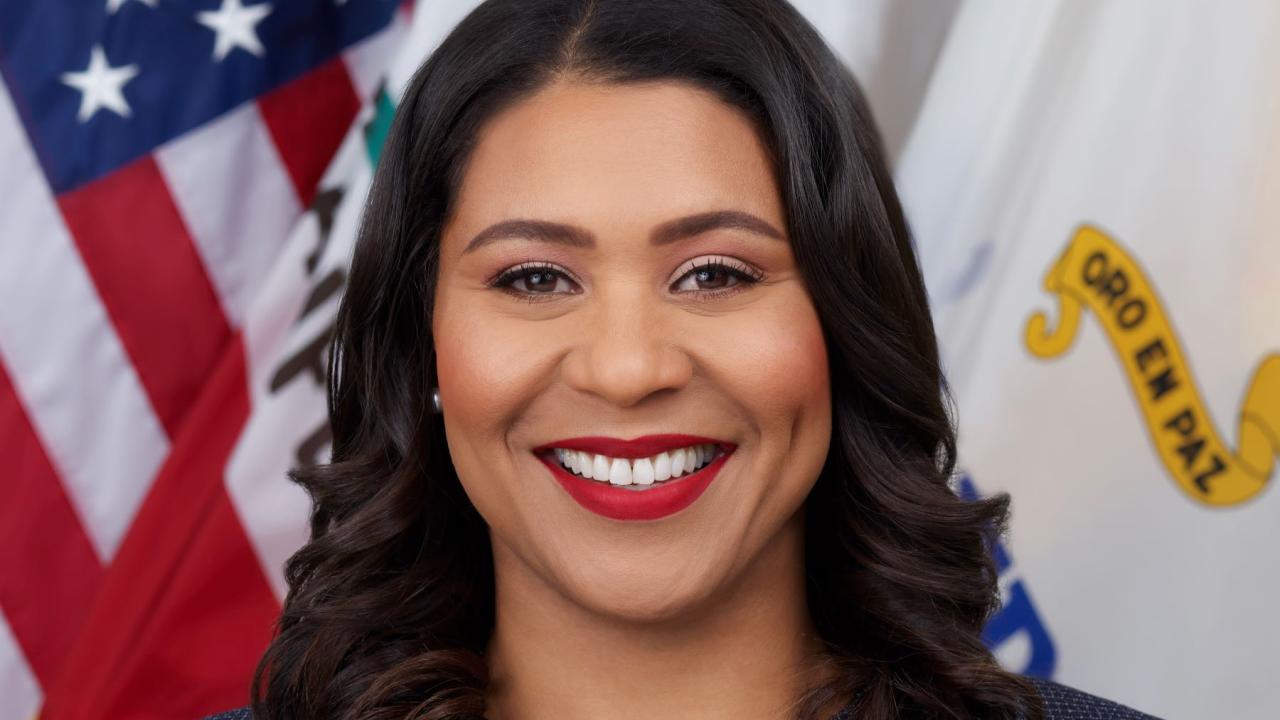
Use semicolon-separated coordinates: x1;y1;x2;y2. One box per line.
668;255;765;298
487;254;767;302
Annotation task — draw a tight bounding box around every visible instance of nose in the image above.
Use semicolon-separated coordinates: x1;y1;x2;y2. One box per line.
560;286;694;408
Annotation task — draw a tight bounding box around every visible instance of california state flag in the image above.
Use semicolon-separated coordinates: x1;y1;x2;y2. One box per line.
894;1;1280;718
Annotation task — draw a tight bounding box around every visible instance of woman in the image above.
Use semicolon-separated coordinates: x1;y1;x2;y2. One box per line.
213;0;1155;718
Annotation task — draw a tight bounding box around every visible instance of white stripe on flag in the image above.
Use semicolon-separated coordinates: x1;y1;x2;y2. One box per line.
387;0;484;98
343;17;407;102
156;103;302;329
229;127;375;600
0;83;169;561
0;611;41;720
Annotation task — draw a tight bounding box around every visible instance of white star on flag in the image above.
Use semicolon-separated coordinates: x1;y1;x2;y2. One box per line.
105;0;157;14
196;0;273;61
60;45;140;122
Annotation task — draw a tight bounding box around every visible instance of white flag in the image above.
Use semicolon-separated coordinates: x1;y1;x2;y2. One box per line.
897;1;1280;717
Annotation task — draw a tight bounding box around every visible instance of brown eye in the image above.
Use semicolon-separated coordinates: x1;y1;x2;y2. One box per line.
490;262;579;299
522;270;560;292
671;258;764;295
691;266;733;289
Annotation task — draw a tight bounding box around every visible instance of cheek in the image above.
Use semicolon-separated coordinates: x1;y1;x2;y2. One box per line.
713;290;830;437
705;288;832;515
431;295;551;514
434;311;516;428
433;295;557;435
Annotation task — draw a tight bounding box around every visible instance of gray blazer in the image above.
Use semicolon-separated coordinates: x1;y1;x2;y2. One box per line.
205;677;1159;719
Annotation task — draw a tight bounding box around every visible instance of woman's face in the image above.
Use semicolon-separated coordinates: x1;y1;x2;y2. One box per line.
434;78;831;621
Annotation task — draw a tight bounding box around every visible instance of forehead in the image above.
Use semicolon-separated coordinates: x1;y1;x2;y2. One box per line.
444;78;783;242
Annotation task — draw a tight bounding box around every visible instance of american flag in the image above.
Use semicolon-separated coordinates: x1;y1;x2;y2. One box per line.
0;1;409;717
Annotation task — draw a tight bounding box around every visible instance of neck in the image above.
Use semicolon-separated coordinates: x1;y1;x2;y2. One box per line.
483;511;835;720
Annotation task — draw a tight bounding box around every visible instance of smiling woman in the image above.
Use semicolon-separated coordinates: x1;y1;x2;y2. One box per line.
433;80;832;570
212;1;1152;719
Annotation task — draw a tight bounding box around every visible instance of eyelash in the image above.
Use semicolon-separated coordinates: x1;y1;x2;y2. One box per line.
488;257;766;303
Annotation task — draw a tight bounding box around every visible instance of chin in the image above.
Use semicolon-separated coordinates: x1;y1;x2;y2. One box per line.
565;558;722;625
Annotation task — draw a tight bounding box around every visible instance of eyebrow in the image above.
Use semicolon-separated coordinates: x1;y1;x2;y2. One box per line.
460;210;785;255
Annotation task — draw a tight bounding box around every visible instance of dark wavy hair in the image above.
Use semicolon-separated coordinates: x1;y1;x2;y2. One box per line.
252;1;1043;718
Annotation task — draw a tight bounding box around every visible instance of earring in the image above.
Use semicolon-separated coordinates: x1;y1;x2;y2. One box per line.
430;386;442;414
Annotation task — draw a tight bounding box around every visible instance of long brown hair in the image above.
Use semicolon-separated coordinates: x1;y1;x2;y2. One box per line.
252;1;1044;718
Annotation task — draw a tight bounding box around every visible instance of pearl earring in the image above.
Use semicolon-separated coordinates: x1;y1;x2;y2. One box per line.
430;386;442;414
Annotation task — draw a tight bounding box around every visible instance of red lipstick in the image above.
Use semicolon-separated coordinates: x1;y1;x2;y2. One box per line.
532;434;735;521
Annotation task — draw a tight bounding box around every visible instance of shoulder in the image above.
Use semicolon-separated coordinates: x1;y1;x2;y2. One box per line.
211;679;1161;720
1028;677;1162;719
202;708;252;720
827;677;1160;719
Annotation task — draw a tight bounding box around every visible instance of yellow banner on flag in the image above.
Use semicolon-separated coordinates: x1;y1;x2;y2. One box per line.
1026;226;1279;506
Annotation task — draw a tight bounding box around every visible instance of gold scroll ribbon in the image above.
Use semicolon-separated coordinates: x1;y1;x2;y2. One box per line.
1025;225;1279;506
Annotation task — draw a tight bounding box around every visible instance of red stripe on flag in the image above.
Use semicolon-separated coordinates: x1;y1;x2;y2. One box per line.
258;57;361;207
91;496;278;718
56;156;233;438
41;336;279;720
0;360;104;690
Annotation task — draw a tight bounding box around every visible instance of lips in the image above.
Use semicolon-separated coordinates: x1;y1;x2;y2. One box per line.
532;434;735;521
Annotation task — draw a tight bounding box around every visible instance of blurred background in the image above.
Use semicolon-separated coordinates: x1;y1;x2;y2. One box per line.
1;1;1277;718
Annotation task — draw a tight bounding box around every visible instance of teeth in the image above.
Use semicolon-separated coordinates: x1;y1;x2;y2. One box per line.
633;458;655;485
552;443;720;486
653;452;671;482
608;458;632;486
670;448;686;477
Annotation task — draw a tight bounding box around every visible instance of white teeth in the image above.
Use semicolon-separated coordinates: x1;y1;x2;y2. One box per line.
551;444;722;486
593;454;611;481
670;448;687;477
633;457;655;485
608;458;632;485
654;452;672;482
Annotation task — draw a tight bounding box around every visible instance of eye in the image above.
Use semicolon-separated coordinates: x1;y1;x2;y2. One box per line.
489;262;579;300
671;256;765;296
